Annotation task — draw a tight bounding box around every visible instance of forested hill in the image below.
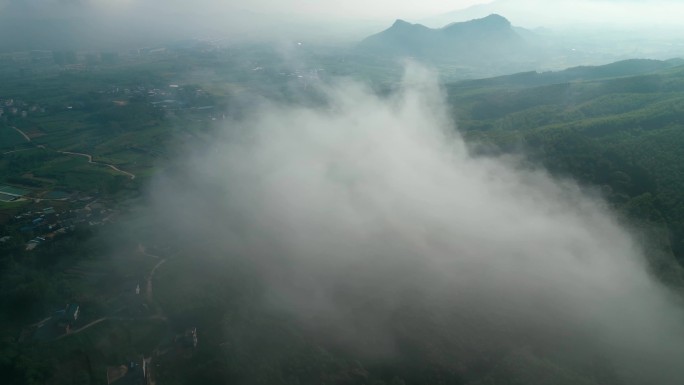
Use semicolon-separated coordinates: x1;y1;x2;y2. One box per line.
357;14;531;63
459;58;684;88
448;62;684;284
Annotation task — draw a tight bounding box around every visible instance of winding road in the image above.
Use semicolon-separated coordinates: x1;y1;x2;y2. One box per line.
57;313;168;340
6;126;136;180
60;151;136;180
146;258;167;302
12;126;31;142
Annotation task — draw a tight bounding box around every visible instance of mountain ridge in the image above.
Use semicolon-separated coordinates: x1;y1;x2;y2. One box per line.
454;58;684;88
357;14;531;64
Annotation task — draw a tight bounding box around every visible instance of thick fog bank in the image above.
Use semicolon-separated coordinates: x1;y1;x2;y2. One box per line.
149;66;684;384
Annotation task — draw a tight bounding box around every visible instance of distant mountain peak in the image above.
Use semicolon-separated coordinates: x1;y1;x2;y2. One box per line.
480;14;510;25
392;19;411;27
443;13;511;31
389;19;425;31
358;13;528;63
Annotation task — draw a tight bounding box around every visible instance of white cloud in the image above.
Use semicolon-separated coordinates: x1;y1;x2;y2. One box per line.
0;0;488;19
456;0;684;28
148;64;684;384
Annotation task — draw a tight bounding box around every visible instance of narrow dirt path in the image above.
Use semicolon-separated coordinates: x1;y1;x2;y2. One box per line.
60;151;136;180
12;126;31;141
8;126;136;180
30;316;53;328
57;313;168;339
56;317;107;339
2;148;33;155
146;258;167;302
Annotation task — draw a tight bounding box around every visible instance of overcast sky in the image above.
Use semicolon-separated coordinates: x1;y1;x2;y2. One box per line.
435;0;684;29
1;0;683;46
214;0;488;19
5;0;682;19
3;0;684;27
0;0;487;19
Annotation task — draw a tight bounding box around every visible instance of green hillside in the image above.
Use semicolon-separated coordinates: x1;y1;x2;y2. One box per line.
3;50;684;385
448;63;684;282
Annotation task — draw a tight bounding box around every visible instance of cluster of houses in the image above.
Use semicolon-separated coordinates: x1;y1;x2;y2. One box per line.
55;303;80;334
106;356;151;385
102;82;214;113
31;302;81;340
14;206;70;250
104;85;154;98
104;326;199;384
174;327;199;352
7;198;119;251
0;98;45;119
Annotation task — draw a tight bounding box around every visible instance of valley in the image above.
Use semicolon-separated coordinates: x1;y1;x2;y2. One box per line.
1;7;684;385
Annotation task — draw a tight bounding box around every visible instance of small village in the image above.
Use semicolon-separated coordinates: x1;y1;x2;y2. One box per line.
0;186;118;252
0;97;46;120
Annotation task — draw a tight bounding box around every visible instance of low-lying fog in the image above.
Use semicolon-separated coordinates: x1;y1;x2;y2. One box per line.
144;65;684;384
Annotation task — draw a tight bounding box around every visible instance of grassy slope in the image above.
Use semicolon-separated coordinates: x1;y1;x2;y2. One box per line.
448;64;684;282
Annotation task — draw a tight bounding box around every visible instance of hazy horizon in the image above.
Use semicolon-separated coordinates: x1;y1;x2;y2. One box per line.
1;0;684;49
2;1;684;383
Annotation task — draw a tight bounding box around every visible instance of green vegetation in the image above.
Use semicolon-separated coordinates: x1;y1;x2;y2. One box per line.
448;64;684;283
0;127;27;148
2;44;684;385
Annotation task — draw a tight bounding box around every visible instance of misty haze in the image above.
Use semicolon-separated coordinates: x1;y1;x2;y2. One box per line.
1;1;684;385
